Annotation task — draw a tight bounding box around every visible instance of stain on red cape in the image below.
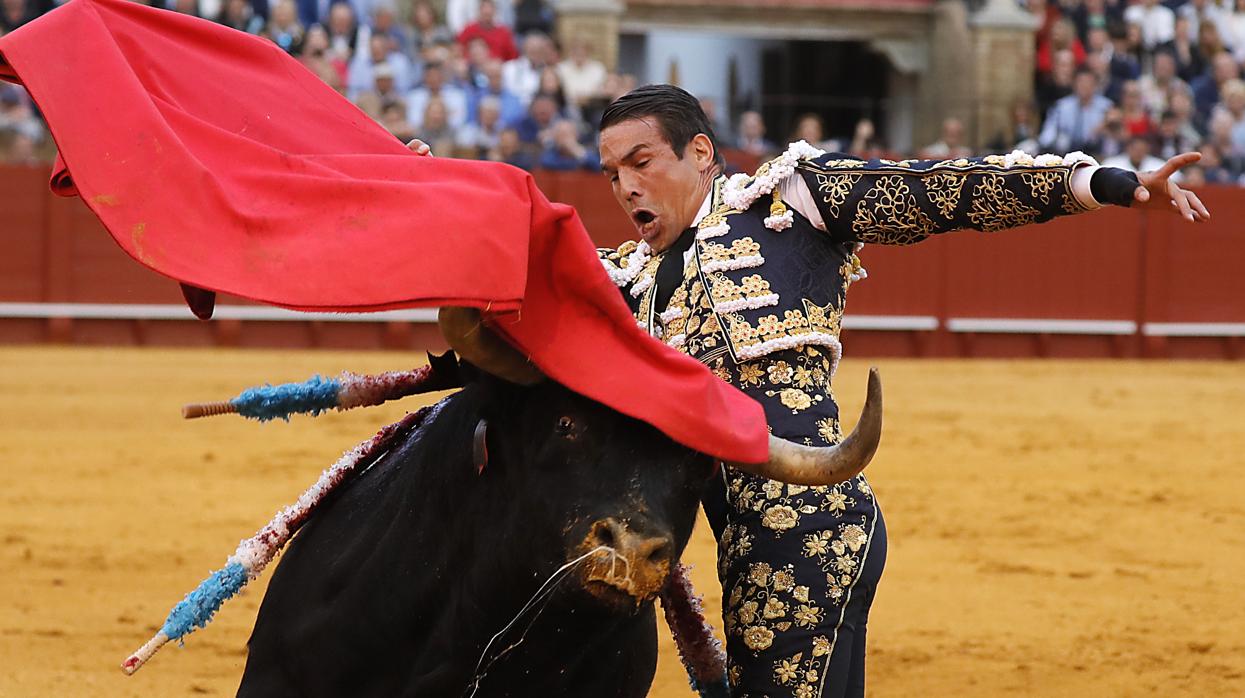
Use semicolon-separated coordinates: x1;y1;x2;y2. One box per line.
0;0;768;463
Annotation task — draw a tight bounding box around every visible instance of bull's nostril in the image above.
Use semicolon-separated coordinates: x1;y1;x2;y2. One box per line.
647;542;671;565
597;525;616;550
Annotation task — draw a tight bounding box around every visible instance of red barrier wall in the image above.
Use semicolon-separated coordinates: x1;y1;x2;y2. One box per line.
2;164;1242;358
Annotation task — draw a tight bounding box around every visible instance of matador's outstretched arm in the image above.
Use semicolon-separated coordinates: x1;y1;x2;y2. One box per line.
794;151;1208;246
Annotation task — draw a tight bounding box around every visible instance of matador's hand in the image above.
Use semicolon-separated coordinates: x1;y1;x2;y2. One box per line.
406;138;432;157
1134;152;1210;223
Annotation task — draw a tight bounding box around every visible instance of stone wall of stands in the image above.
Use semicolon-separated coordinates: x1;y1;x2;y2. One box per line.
2;164;1242;359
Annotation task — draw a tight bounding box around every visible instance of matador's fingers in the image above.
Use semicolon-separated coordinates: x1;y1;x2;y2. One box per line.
1186;190;1211;221
1153;152;1201;180
1171;184;1195;222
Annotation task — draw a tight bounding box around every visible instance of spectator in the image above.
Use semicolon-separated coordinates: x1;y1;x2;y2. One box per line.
457;94;507;157
1138;50;1190;117
1121;19;1148;65
557;39;607;110
1103;134;1169;173
1179;163;1208;187
514;93;559;148
369;2;412;59
216;0;264;34
1070;0;1123;43
539;119;599;171
1085;50;1121;103
513;0;555;37
1119;79;1156;136
1037;49;1079;116
988;98;1041;153
504;32;552;106
418;97;458;156
920;117;973;159
1179;0;1233;49
457;0;518;62
1213;78;1245;149
462;37;493;89
1;0;39;32
347;32;414;99
735;110;776;157
1231;0;1245;62
263;0;304;55
1195;142;1237;182
848;118;886;158
354;62;404;119
406;61;468;131
1039;66;1114;152
411;0;453;59
1090;106;1129;159
1124;0;1176;51
1038;18;1087;78
380;100;416;142
1192;51;1241;118
467;60;525;127
1160;15;1206;82
1206;108;1244;161
1153;109;1201;158
536;66;571;116
1170;87;1207;140
299;24;348;93
446;0;514;36
489;127;536;170
325;2;361;64
1197;19;1230;62
791;113;837;151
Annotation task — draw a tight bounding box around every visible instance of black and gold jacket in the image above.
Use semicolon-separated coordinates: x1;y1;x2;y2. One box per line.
600;147;1096;382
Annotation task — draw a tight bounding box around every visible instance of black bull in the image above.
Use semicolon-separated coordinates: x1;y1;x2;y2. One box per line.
238;370;717;697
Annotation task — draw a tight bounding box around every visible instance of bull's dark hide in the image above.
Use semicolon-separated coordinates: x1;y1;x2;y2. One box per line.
238;372;715;697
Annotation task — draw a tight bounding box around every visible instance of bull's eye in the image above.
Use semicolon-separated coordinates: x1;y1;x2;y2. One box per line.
555;415;576;439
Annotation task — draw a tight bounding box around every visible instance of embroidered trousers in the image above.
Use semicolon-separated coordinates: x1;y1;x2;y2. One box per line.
702;345;887;698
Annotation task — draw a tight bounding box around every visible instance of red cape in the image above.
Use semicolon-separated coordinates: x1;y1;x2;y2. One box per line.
0;0;767;463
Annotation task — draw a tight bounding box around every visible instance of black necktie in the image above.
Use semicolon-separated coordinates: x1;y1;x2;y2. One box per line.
654;227;697;313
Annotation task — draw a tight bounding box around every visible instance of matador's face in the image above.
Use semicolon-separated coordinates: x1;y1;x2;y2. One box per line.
600;118;716;253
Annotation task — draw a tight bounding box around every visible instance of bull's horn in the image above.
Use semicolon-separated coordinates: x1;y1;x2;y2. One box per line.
438;307;544;386
730;368;883;486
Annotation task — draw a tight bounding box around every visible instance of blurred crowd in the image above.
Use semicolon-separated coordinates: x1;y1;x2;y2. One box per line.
4;0;1245;187
997;0;1245;186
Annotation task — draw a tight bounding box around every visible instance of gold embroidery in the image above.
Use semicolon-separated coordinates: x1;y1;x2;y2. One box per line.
851;175;938;245
1021;169;1064;204
816;416;841;445
709;273;776;307
1063;191;1089;214
925;171;966;218
966;174;1041;232
766;387;821;413
701;237;762;266
762;505;800;531
813;172;862;219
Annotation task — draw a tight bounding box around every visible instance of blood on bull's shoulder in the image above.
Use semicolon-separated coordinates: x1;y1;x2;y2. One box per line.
238;361;716;697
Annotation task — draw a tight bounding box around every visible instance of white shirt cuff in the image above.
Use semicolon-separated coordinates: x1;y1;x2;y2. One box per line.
1069;164;1103;210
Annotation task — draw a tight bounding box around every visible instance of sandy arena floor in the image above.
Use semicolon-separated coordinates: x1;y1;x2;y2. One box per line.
1;347;1242;697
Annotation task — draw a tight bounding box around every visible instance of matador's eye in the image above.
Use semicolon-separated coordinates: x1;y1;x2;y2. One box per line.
556;416;576;438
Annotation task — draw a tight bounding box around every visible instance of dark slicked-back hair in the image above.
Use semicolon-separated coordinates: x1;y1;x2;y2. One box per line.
600;84;725;169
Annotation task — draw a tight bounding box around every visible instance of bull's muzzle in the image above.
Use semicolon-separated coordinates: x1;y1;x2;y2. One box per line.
578;518;672;608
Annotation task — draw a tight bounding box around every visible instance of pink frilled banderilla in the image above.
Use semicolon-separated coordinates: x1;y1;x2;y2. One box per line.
121;407;433;675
